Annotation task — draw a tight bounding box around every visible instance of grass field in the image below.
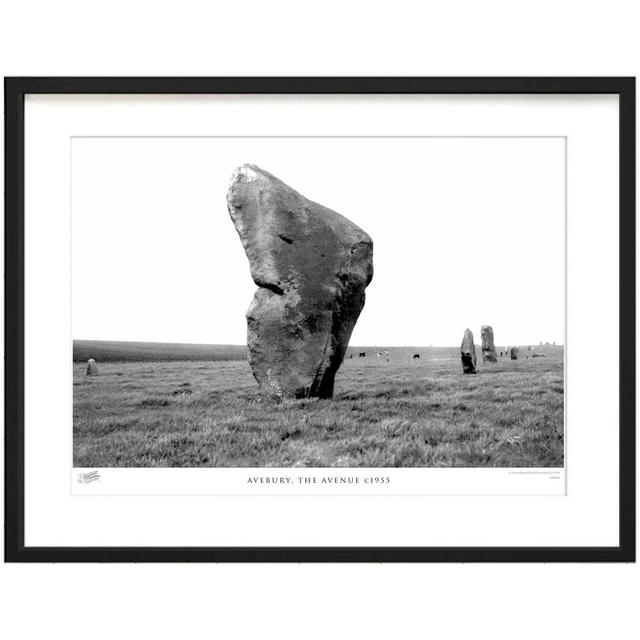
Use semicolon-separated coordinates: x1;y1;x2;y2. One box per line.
73;342;564;468
73;339;247;363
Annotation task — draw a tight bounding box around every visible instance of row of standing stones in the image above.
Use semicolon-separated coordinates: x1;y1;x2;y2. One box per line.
460;326;519;375
83;166;527;393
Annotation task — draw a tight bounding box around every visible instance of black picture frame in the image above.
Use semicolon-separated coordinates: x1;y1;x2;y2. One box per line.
4;77;635;563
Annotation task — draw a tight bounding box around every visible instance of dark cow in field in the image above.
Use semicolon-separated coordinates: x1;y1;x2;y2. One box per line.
359;352;366;357
412;353;420;360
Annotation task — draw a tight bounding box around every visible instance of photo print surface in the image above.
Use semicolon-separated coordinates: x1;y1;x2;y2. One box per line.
72;136;565;469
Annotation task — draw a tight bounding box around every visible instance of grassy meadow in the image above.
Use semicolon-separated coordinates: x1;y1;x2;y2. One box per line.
73;341;564;468
73;339;247;363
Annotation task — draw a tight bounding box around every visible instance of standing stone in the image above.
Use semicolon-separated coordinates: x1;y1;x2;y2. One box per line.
461;329;477;374
481;325;498;363
509;347;519;360
227;164;374;399
86;358;99;376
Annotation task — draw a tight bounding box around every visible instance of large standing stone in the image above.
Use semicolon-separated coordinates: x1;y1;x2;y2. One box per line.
227;164;374;399
460;329;477;374
86;358;99;376
509;347;519;360
481;325;498;363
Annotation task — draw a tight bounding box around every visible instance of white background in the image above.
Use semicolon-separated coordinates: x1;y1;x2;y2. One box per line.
1;2;638;640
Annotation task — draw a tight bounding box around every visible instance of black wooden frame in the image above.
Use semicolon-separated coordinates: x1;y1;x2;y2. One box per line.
4;77;635;562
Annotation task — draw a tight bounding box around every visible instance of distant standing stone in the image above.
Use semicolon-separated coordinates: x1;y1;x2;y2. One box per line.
86;358;99;376
461;329;477;374
481;325;498;363
509;347;519;360
227;164;374;399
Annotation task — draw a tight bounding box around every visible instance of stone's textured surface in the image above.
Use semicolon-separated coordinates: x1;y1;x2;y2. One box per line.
510;347;519;360
86;358;99;376
227;164;374;399
481;325;498;363
461;329;477;374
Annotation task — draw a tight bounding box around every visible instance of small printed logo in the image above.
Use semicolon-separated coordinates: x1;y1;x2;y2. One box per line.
78;470;101;484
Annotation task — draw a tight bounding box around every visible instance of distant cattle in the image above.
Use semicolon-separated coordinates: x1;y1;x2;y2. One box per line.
376;352;382;360
412;354;420;360
359;352;366;357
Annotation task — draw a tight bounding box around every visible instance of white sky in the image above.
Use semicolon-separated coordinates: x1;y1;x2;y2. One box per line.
72;136;565;347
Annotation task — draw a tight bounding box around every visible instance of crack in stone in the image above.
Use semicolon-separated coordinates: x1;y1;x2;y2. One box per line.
255;279;285;295
277;233;294;244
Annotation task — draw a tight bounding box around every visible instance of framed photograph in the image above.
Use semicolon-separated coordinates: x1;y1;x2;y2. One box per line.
5;77;635;562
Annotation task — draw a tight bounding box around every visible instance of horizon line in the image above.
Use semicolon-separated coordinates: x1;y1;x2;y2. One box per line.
73;338;564;348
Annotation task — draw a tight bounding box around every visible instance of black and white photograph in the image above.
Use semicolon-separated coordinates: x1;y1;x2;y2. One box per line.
72;135;565;470
2;3;638;638
6;77;632;564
